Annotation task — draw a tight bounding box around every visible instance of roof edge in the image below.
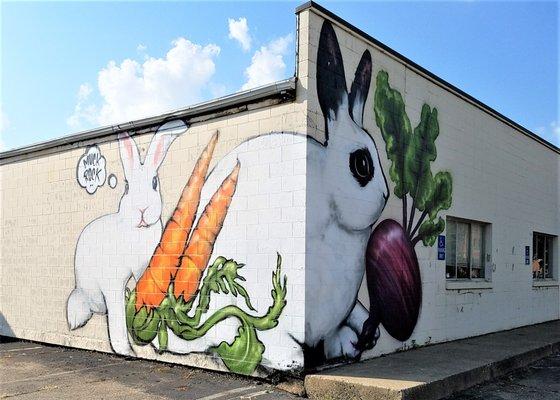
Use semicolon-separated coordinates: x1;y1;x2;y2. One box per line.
0;78;297;161
296;1;559;154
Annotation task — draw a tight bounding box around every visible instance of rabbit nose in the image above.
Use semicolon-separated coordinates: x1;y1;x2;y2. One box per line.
138;208;149;228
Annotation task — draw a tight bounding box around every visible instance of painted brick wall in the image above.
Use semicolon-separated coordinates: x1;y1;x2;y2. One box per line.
0;92;309;375
0;4;558;377
303;8;559;365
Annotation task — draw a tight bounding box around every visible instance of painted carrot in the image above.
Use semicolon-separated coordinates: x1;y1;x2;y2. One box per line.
173;162;241;301
135;132;219;311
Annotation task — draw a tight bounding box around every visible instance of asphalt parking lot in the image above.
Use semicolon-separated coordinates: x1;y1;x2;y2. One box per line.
0;338;296;400
2;337;559;399
445;351;560;400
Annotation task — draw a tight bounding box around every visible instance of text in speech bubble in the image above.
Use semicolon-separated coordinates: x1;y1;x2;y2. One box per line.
77;145;107;194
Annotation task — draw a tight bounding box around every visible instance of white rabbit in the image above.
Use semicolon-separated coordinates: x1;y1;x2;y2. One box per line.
67;120;187;356
156;21;389;371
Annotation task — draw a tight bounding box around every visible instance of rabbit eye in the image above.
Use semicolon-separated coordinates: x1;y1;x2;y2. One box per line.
349;148;374;187
124;180;129;194
152;176;158;191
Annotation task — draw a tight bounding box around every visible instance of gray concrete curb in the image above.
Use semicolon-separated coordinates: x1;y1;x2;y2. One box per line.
304;320;560;400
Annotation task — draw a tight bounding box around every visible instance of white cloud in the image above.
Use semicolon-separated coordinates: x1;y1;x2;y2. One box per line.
535;121;560;146
67;83;97;130
137;44;147;53
228;17;252;52
68;37;220;129
241;34;293;91
77;82;92;100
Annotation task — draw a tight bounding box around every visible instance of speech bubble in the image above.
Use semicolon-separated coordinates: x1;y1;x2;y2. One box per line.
77;145;107;194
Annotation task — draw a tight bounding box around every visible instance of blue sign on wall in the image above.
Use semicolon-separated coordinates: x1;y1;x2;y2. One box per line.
525;246;530;265
437;235;446;260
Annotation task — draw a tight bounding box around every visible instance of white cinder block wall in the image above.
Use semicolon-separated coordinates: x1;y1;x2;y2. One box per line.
302;6;559;364
0;3;558;377
0;101;310;376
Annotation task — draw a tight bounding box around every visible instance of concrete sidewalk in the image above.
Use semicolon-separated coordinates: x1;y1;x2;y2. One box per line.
305;320;560;400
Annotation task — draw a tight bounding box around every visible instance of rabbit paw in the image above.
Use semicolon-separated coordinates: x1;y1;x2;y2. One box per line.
355;316;381;352
111;341;136;357
324;325;361;360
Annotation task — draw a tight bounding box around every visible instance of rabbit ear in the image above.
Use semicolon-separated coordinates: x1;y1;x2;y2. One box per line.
317;20;347;140
146;120;188;171
348;50;372;128
118;132;141;178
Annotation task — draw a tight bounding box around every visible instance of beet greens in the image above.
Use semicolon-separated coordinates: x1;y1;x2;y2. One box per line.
374;71;452;246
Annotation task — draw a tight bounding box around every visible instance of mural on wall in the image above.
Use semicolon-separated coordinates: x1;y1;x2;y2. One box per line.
66;19;453;376
131;18;388;372
358;68;453;349
125;131;287;375
67;119;290;374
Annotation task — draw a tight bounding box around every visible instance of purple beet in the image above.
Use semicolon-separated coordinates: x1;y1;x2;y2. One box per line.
362;219;421;342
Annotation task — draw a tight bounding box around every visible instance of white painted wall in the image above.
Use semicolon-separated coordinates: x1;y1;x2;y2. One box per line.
0;101;309;376
304;8;559;363
0;5;558;376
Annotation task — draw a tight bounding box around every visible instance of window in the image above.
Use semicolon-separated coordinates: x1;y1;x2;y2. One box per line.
446;218;487;280
533;232;555;280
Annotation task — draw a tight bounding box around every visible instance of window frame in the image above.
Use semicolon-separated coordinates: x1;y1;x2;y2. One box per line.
445;217;489;282
532;231;556;281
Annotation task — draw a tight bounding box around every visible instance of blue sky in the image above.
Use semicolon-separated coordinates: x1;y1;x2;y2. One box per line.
1;1;558;150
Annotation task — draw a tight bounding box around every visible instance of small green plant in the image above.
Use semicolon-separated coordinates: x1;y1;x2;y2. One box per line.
374;70;452;246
